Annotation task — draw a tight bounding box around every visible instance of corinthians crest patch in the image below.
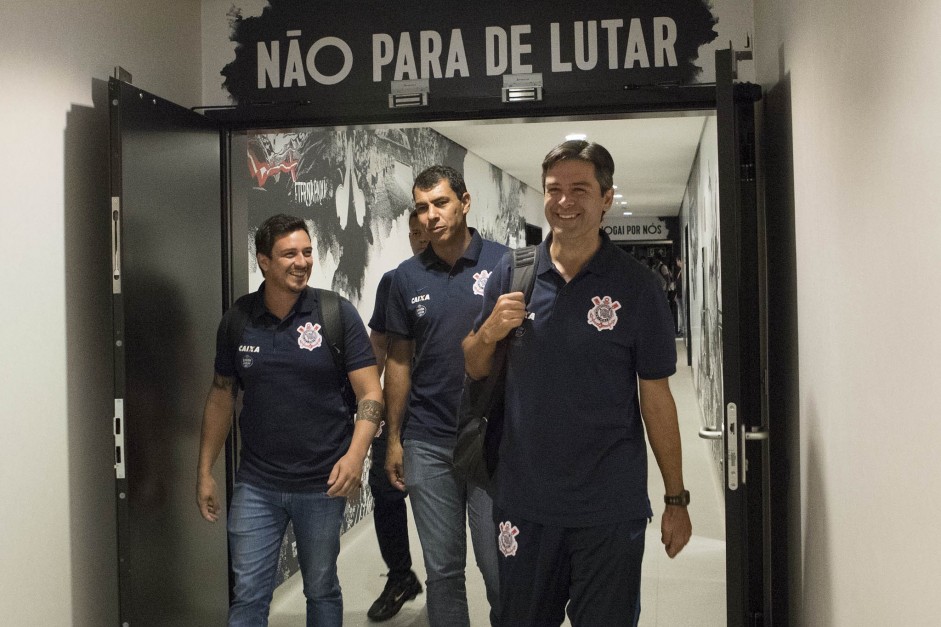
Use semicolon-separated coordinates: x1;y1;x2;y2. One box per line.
587;295;621;331
472;270;491;296
498;521;520;557
296;322;323;351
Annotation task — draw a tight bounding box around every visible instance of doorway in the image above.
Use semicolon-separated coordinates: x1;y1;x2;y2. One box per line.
111;55;773;624
227;112;727;622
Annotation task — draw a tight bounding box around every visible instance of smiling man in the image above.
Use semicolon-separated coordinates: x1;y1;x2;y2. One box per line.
196;214;383;626
463;141;692;626
383;166;507;626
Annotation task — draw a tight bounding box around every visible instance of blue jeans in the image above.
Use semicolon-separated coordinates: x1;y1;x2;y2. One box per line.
403;439;500;626
227;482;346;627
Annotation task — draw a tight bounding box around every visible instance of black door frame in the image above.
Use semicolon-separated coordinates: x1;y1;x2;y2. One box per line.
716;47;775;626
212;62;774;624
111;46;779;624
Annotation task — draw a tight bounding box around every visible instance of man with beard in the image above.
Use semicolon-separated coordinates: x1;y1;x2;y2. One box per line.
197;214;383;626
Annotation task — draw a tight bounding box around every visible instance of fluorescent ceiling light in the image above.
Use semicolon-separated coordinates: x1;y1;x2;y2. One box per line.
565;133;587;141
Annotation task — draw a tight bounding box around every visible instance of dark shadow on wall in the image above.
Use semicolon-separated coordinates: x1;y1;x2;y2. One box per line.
762;54;802;626
802;401;832;625
64;78;119;625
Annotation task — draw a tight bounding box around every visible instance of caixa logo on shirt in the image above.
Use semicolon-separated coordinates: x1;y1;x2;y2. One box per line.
239;345;260;368
412;293;430;318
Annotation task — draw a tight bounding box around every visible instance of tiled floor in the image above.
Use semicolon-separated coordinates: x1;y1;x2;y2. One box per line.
269;339;726;626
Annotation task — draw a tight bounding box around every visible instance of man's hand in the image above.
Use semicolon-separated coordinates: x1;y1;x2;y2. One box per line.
196;374;236;523
463;291;527;380
479;292;527;345
327;450;365;498
661;505;692;558
196;474;222;523
384;438;406;492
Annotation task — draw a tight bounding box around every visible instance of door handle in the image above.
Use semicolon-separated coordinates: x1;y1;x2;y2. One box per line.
744;426;769;441
699;411;768;490
699;426;723;440
111;197;122;294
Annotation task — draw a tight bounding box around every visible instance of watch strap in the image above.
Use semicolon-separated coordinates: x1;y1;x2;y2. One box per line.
664;490;690;506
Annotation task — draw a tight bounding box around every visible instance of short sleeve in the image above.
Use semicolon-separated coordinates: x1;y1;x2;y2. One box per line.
384;265;412;338
339;297;378;372
473;250;513;332
635;275;677;380
368;271;394;332
213;309;237;378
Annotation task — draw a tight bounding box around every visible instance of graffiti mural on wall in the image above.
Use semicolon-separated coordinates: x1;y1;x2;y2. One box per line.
233;124;530;584
682;120;724;479
238;126;527;302
241;127;465;300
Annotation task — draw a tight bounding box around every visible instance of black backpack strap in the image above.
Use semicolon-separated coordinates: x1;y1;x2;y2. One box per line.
481;245;539;393
313;287;356;418
313;287;345;374
510;245;537;303
474;245;538;478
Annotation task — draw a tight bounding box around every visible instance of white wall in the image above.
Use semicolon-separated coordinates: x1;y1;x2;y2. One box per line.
0;2;202;624
754;1;941;623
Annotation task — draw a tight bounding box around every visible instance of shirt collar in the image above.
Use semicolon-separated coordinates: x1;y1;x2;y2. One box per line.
251;281;314;320
419;227;483;269
535;230;617;278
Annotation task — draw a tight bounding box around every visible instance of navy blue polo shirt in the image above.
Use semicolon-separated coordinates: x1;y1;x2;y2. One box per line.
474;232;676;526
214;284;376;492
368;269;395;332
386;229;508;447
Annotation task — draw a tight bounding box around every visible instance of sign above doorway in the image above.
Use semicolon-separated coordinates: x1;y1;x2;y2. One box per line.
215;0;720;122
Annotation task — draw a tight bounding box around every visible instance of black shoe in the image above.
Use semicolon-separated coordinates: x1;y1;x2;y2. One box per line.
367;570;423;622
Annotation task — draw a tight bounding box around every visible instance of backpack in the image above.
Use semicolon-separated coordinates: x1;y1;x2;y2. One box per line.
224;286;355;417
453;246;538;492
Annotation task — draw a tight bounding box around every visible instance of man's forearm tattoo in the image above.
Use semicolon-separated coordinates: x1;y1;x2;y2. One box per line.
356;399;384;426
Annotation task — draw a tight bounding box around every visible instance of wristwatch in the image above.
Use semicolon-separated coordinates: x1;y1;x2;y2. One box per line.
664;490;690;507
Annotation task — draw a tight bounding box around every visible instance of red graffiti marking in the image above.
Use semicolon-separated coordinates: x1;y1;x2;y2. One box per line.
248;150;299;187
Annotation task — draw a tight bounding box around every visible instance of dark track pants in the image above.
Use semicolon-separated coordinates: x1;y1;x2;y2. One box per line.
368;431;412;576
494;505;647;627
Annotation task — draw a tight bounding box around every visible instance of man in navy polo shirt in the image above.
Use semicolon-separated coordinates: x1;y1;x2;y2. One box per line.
464;141;692;626
384;166;506;626
196;214;383;627
363;209;427;621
